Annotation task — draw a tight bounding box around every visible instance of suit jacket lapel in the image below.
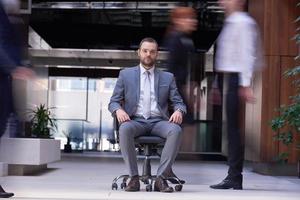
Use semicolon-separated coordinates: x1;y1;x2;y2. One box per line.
134;66;140;103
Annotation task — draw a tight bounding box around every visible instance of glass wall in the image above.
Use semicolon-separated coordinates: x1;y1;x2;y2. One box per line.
179;50;223;153
49;77;118;152
48;57;223;154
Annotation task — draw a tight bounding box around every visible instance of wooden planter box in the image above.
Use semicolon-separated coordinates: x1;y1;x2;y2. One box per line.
252;162;299;177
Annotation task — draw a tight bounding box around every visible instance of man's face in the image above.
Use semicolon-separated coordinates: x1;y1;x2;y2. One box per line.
219;0;243;14
175;17;198;33
138;41;158;69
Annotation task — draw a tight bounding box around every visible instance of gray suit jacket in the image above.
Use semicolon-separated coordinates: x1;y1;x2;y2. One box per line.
108;66;186;120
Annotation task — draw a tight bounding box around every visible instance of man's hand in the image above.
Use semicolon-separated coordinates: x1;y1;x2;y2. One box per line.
208;88;222;105
239;86;256;103
116;109;131;123
12;67;35;80
169;110;183;124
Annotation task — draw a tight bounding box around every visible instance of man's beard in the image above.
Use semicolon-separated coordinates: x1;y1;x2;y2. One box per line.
141;58;155;68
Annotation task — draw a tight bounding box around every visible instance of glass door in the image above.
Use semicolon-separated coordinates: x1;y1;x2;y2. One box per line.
49;76;118;152
83;78;117;152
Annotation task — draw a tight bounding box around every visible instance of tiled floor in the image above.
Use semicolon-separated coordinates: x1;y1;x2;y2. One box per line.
1;154;299;200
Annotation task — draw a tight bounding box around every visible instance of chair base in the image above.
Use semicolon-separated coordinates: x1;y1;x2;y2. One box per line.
110;135;183;192
111;174;184;192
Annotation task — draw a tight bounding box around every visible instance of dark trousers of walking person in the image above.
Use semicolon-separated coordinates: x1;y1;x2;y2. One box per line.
0;74;15;198
0;74;13;136
225;73;245;182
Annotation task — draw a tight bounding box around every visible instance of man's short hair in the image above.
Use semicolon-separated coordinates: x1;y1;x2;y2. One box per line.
240;0;248;11
170;7;197;22
139;37;158;49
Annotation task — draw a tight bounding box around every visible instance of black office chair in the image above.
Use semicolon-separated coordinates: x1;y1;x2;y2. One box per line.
110;116;184;192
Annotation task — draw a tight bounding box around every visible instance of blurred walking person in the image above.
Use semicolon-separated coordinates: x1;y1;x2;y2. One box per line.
0;0;34;197
164;6;198;124
163;6;198;177
210;0;263;190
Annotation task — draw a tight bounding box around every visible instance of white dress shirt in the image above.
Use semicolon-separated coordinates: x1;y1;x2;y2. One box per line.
216;12;261;87
134;64;162;118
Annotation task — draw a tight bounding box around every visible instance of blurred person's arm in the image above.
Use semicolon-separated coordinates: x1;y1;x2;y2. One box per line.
0;2;35;80
238;23;256;87
0;46;17;74
11;66;35;80
168;75;186;124
0;2;17;73
165;33;185;79
0;43;35;79
237;23;257;103
208;74;222;105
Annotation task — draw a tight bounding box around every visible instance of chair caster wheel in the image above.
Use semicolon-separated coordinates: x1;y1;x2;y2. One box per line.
146;184;152;192
112;183;118;190
175;185;182;191
120;182;127;189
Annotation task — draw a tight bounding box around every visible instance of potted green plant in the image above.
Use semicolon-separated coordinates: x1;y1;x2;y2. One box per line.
271;66;300;177
62;130;72;153
28;104;57;138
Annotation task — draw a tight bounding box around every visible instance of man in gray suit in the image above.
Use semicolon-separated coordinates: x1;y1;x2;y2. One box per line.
108;38;186;193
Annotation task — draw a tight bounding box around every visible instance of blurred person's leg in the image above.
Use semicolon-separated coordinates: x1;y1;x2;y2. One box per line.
226;74;244;182
0;74;11;136
176;83;196;151
210;73;244;190
0;74;14;198
0;185;14;198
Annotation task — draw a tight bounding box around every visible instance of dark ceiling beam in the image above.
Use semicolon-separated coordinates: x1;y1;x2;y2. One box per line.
29;48;168;67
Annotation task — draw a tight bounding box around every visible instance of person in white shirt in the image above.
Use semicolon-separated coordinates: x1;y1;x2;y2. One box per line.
210;0;262;190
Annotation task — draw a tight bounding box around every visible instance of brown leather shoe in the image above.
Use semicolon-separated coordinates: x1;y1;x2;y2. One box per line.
125;176;140;192
163;169;186;184
154;176;174;193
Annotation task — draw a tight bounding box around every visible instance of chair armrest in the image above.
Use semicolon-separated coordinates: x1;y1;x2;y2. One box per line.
112;116;119;143
106;116;119;145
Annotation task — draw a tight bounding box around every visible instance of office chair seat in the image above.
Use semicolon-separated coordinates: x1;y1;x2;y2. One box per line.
135;136;165;144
